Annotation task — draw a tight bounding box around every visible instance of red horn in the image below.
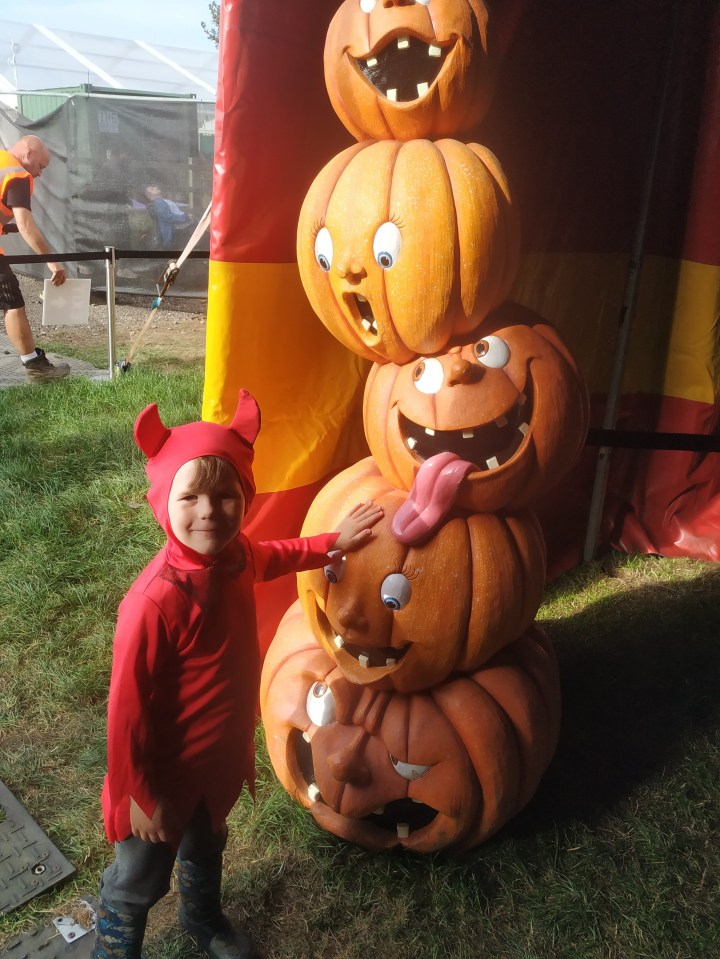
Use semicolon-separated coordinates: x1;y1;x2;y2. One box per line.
134;403;171;457
230;389;261;445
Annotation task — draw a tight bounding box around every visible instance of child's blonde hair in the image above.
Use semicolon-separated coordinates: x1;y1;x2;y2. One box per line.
185;456;241;495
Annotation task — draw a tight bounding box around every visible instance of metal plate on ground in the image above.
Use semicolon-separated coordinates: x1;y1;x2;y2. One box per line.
0;899;97;958
0;780;76;915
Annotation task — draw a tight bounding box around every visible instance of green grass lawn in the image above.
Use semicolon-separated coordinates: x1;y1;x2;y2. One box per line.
1;367;719;959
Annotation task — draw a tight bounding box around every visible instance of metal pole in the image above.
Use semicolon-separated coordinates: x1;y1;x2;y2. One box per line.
104;246;117;379
582;0;680;563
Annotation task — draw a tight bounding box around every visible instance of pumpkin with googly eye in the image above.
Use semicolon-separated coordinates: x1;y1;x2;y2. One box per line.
296;137;519;365
296;457;546;692
324;0;501;143
260;600;560;852
363;306;590;517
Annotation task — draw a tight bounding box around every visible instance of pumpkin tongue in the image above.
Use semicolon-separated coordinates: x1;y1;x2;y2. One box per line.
391;452;474;545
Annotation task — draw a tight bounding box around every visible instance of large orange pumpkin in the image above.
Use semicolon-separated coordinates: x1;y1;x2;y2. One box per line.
297;458;546;691
363;304;590;516
296;138;519;364
260;601;560;853
323;0;499;142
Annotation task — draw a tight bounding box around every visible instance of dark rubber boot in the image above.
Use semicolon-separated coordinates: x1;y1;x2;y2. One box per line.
177;858;255;959
91;900;147;959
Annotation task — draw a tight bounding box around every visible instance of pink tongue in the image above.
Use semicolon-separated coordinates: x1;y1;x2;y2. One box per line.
392;452;475;545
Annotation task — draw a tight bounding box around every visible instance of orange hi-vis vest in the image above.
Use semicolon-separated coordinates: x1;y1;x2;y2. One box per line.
0;149;33;237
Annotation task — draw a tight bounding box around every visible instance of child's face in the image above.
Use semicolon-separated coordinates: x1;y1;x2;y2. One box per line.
167;459;245;556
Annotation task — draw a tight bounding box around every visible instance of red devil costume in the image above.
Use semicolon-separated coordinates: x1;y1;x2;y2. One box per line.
101;390;338;844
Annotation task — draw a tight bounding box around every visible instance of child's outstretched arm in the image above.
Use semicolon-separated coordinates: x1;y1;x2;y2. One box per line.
333;500;384;553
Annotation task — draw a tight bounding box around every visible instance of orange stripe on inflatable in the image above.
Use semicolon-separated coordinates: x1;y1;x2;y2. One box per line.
203;260;369;493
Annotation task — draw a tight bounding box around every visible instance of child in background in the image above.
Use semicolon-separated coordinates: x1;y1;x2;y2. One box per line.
92;390;383;959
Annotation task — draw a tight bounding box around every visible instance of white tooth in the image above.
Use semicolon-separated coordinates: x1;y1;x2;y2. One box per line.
416;82;429;97
373;806;385;815
334;635;344;649
397;823;410;839
302;731;311;743
495;414;508;427
428;44;442;57
412;798;423;804
358;654;370;668
366;57;378;67
425;427;435;436
308;783;321;802
361;319;373;331
462;429;474;439
370;322;378;334
407;437;417;450
387;88;398;101
518;393;527;405
385;657;397;667
357;293;367;302
397;37;409;49
518;422;530;436
486;456;500;470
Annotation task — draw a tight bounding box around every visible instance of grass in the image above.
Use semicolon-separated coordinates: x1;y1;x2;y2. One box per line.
1;366;719;958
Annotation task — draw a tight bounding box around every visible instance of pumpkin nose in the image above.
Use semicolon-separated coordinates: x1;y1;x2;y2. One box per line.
336;255;367;283
447;356;482;386
336;598;368;632
327;739;371;786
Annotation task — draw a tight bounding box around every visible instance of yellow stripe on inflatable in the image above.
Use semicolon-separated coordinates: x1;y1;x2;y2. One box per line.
512;253;719;404
203;260;369;494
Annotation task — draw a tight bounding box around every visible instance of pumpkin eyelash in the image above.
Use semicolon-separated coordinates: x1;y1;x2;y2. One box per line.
311;218;326;238
389;212;405;230
401;565;421;581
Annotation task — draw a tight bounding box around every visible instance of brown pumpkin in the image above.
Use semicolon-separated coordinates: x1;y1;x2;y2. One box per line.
363;305;590;514
297;458;546;692
323;0;498;142
296;138;519;364
260;601;560;853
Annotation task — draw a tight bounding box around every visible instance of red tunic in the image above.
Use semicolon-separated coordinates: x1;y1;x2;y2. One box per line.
101;530;337;842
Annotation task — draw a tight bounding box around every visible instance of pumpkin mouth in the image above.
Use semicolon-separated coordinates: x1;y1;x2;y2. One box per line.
346;292;378;338
397;390;532;473
351;35;453;103
293;731;439;839
315;602;410;672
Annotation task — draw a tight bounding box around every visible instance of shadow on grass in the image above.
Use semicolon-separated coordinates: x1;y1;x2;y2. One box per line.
507;563;720;837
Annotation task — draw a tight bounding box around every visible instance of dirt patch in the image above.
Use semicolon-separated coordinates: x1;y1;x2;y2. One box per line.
17;273;207;366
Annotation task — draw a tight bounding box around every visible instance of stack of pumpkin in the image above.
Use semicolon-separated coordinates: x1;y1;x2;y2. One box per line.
260;0;588;853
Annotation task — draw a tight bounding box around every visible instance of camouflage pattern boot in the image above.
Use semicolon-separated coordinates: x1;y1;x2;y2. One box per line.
90;900;147;959
177;858;255;959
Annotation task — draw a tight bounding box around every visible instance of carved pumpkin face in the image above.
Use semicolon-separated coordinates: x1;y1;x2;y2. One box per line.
261;602;560;852
363;307;590;515
297;138;519;364
297;458;546;691
324;0;497;142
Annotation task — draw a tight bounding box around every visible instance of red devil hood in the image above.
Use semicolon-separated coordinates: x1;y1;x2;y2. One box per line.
134;389;261;563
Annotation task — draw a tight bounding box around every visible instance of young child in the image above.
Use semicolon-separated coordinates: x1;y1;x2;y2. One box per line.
93;390;383;959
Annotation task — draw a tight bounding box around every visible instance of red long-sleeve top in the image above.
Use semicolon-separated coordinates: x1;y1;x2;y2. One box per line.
101;530;337;843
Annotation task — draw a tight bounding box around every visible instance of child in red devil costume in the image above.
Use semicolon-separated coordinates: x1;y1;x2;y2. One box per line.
92;390;382;959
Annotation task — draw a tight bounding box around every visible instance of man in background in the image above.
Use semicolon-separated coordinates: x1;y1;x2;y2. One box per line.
0;134;70;382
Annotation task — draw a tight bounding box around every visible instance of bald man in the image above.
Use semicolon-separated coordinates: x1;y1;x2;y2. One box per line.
0;135;70;382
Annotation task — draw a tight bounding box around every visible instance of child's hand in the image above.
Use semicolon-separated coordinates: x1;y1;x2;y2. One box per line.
130;796;178;845
333;500;384;553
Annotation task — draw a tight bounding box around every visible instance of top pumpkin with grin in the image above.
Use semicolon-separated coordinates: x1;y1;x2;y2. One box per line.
324;0;499;142
364;305;590;516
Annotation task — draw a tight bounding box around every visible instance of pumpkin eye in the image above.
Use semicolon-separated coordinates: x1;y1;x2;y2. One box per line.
314;227;333;272
323;550;346;584
306;681;337;727
412;357;444;395
380;572;412;611
373;221;402;270
359;0;377;11
474;336;510;369
391;756;431;780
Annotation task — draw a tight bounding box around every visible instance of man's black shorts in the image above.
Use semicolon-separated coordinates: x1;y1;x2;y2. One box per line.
0;255;25;312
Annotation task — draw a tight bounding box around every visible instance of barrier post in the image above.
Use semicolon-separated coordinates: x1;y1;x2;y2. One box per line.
104;246;117;379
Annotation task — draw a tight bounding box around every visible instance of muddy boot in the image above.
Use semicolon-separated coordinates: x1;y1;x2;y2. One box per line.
91;900;147;959
177;858;255;959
